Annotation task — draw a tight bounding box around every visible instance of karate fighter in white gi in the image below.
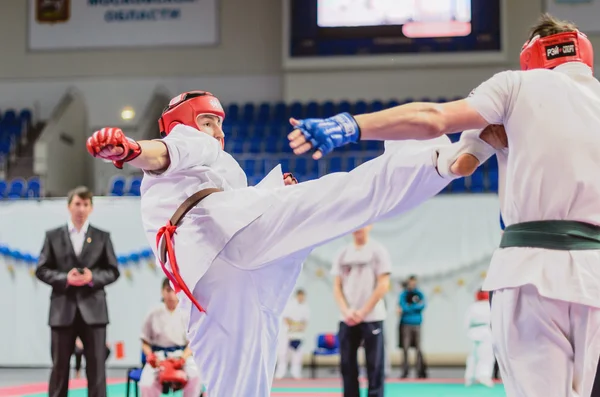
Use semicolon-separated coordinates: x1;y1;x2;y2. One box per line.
86;91;460;395
288;13;600;397
139;278;203;397
464;289;494;388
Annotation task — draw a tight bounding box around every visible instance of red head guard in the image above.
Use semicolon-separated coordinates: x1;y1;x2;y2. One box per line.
476;289;489;302
520;31;594;71
158;91;225;137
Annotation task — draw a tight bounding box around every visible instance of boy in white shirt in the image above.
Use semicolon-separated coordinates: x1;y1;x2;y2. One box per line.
275;289;310;379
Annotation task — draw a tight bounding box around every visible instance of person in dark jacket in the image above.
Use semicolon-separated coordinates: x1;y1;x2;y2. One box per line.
36;186;120;397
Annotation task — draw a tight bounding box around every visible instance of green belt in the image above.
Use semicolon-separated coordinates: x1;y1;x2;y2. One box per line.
500;220;600;251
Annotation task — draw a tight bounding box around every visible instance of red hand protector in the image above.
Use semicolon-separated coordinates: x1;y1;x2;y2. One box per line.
86;127;142;169
146;353;158;368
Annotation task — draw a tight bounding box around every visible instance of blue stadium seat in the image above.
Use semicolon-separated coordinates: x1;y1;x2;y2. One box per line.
242;103;255;123
306;102;320;118
470;170;485;193
273;102;287;122
0;180;6;199
3;110;17;124
237;124;250;138
451;178;467;193
222;124;234;138
279;158;291;172
370;100;384;112
0;137;11;155
227;104;239;122
338;101;352;114
248;175;263;186
361;154;377;164
248;139;262;154
487;169;499;192
346;156;357;170
354;100;368;114
322;101;335;118
329;157;343;172
486;155;498;170
243;159;256;176
386;100;399;108
265;138;280;153
7;178;26;198
128;177;142;196
20;109;32;126
448;132;462;142
294;158;307;174
289;102;303;119
257;103;271;121
227;140;244;154
109;175;126;196
26;176;41;198
366;141;382;151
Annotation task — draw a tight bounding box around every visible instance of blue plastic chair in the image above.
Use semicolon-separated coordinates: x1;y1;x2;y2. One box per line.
128;177;142;196
338;101;352;114
257;103;271;121
126;351;146;397
295;158;307;174
470;170;485;193
242;103;255;123
248;140;262;154
7;178;26;198
26;176;41;198
370;100;384;112
354;100;368;114
346;156;357;170
311;333;340;378
322;101;335;118
273;102;287;122
289;102;303;119
0;180;6;199
451;178;467;193
306;102;320;118
20;109;32;125
227;104;239;123
487;169;499;192
329;157;343;173
109;176;126;196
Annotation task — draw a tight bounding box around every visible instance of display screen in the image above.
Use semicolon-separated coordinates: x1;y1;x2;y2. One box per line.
318;0;472;38
289;0;501;58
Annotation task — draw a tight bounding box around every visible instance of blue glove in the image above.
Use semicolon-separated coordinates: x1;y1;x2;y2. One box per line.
294;112;361;157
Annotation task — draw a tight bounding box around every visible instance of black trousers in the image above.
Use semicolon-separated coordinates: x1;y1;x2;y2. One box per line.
74;346;111;372
339;321;385;397
399;324;425;377
49;309;107;397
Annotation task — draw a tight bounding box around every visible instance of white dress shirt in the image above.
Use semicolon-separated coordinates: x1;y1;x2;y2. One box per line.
68;219;89;256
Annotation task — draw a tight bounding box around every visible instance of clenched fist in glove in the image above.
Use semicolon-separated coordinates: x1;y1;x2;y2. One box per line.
288;113;361;159
86;127;142;169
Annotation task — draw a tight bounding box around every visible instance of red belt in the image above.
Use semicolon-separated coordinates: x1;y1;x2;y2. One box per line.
156;188;221;313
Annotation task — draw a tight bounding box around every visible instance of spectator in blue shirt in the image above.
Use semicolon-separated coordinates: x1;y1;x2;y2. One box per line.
398;275;426;378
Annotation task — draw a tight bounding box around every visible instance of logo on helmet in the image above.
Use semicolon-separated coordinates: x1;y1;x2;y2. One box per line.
545;42;576;60
209;98;223;111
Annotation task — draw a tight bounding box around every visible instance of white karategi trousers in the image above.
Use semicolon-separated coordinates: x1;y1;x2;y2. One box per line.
174;138;454;396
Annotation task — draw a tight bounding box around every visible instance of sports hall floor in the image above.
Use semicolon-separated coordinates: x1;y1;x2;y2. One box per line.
0;367;505;396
